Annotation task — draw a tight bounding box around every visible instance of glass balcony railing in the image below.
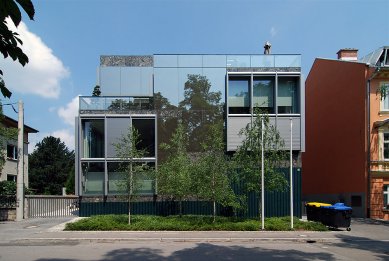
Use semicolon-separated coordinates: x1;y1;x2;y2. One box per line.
79;96;154;112
154;54;301;68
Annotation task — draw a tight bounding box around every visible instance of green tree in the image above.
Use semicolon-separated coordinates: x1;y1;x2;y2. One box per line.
233;110;288;215
192;121;240;222
65;165;75;195
114;126;154;224
0;0;35;98
157;122;192;217
29;136;74;195
179;74;223;152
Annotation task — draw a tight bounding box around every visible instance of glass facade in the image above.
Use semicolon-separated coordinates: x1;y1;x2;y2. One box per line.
277;76;300;114
77;53;302;195
82;162;105;195
228;77;250;114
82;119;104;158
253;76;275;114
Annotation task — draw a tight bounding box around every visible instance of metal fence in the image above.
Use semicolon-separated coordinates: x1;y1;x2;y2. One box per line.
25;195;79;218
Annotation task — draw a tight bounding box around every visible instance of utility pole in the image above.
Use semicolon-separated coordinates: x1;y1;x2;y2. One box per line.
16;100;24;221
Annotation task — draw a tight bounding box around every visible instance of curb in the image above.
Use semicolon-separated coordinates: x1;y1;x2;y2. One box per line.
10;237;341;244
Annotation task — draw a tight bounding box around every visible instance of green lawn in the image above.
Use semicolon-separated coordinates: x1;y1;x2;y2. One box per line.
65;215;328;231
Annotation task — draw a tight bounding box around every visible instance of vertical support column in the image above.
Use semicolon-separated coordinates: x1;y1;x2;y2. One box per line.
290;117;294;229
16;100;24;221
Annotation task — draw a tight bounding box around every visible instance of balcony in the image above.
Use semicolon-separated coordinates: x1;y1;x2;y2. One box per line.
79;96;154;114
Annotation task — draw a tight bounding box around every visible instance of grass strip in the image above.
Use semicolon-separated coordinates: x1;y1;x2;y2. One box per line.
65;215;328;231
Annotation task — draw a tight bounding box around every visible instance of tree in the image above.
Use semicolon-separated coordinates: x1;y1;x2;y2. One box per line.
92;85;101;96
29;136;74;195
0;0;35;98
233;110;288;215
179;74;223;152
157;122;192;217
114;126;154;224
192;121;240;222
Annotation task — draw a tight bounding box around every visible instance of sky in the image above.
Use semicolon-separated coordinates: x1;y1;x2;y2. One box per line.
0;0;388;153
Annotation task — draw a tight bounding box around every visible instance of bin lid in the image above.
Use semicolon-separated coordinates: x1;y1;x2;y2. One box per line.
306;202;331;207
321;203;352;210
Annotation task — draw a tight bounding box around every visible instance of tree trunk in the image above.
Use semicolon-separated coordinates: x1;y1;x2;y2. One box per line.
128;195;131;225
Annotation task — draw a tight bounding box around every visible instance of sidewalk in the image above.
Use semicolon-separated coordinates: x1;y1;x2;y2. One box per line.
0;217;359;244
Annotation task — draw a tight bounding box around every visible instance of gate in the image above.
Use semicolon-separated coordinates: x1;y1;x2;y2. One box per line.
25;195;79;218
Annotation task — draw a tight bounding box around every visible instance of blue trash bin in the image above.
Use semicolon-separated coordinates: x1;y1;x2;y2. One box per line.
321;203;352;231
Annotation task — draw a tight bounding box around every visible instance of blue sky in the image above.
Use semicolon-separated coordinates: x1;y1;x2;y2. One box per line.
0;0;388;152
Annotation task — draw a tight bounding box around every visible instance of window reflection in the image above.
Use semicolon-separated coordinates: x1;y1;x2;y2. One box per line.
82;119;104;158
277;77;299;114
228;77;250;114
82;162;105;195
253;76;275;114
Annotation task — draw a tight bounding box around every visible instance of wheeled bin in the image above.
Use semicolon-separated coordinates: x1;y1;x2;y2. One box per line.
320;203;352;231
305;202;331;222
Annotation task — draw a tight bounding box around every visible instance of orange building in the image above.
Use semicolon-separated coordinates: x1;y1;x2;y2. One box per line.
303;47;389;220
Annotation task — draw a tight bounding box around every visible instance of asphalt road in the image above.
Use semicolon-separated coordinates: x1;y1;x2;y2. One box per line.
0;217;388;261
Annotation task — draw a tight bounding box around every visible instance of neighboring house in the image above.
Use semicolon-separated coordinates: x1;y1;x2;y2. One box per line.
75;52;305;197
0;115;38;187
303;47;389;220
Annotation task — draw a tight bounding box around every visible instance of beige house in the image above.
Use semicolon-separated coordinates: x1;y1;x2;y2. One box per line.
0;115;38;187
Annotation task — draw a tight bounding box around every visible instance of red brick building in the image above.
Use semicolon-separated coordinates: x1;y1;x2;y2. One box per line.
303;47;389;220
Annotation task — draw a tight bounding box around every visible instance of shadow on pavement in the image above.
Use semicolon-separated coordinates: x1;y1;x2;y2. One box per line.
34;243;335;261
333;234;389;260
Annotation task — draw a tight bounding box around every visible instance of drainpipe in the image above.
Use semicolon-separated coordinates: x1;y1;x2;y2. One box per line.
366;67;380;218
367;77;371;218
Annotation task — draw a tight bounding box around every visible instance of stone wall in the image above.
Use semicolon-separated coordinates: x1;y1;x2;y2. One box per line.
0;208;16;221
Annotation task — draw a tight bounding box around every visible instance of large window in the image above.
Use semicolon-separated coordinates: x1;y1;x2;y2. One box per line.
228;77;250;114
277;77;299;114
384;133;389;160
133;118;156;157
107;162;125;194
82;162;104;195
82;119;105;158
384;185;389;209
253;76;274;113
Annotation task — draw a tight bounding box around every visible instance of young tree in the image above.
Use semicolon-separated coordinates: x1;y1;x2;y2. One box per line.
114;126;153;224
0;0;35;98
192;121;239;222
233;110;288;215
29;136;74;195
157;122;192;217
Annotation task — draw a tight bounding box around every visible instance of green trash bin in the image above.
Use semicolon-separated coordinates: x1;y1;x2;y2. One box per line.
305;202;331;222
321;203;352;231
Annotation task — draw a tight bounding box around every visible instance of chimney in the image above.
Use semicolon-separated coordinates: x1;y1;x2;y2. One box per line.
264;41;271;55
337;48;358;61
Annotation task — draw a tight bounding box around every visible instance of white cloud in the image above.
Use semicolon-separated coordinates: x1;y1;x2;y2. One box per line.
270;26;277;37
28;129;75;153
51;129;75;151
58;96;80;127
0;19;69;98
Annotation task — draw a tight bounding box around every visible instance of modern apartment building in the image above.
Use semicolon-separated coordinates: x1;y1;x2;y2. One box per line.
303;47;389;220
75;53;305;197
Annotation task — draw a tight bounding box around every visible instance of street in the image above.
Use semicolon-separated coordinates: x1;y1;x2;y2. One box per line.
0;218;388;261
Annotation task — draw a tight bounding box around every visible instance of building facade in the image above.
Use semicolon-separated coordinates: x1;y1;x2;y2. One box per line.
75;54;305;197
303;47;389;220
0;115;38;186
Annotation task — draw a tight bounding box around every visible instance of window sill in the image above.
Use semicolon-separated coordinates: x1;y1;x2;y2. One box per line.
379;110;389;115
